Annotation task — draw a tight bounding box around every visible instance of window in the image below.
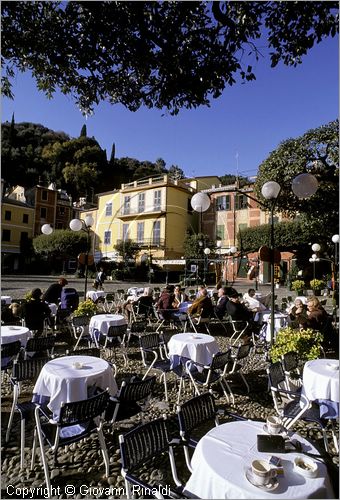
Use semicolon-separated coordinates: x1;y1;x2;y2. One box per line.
154;190;161;210
5;210;11;221
137;222;144;243
104;231;111;245
40;207;47;218
23;214;29;223
2;229;11;241
123;196;130;215
238;223;247;232
123;224;129;241
56;222;63;229
41;190;48;201
152;220;161;245
187;198;193;214
216;225;225;240
216;195;230;211
105;203;112;216
138;193;145;213
20;232;28;242
235;194;248;209
58;206;65;215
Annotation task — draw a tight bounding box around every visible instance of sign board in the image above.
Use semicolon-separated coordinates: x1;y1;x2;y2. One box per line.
190;264;197;273
153;259;186;266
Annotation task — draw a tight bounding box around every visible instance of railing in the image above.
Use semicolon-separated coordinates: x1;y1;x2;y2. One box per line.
119;205;165;216
116;238;165;248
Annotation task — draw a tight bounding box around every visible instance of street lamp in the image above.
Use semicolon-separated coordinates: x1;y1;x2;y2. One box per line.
69;214;94;298
228;246;237;284
261;174;318;345
203;247;211;284
309;253;320;283
41;224;53;235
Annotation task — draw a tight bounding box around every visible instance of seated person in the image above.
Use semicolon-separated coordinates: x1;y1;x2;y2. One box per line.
287;298;307;326
134;287;155;319
214;287;229;319
225;291;253;322
86;281;100;302
21;288;52;336
243;288;267;313
173;285;189;308
188;288;214;319
42;277;68;304
196;284;207;298
298;296;329;330
1;302;22;325
157;285;175;320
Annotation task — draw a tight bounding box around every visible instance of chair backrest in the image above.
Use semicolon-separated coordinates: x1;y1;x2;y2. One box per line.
139;332;160;351
177;392;217;438
282;351;299;372
58;389;110;426
119;375;156;402
234;342;252;360
107;324;128;338
1;340;22;359
25;336;55;353
210;350;231;371
119;417;171;472
72;315;90;328
67;347;101;358
12;357;50;382
267;361;286;389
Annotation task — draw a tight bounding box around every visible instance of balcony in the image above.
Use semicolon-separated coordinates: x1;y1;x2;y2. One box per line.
121;174;195;193
116;238;165;249
118;205;166;218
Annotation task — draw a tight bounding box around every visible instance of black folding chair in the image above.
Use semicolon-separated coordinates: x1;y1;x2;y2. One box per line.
66;347;101;358
228;342;253;393
176;392;219;473
105;375;157;425
6;357;50;468
70;315;92;350
98;324;128;366
119;416;184;499
31;389;110;492
186;350;234;404
1;340;22;373
24;336;55;360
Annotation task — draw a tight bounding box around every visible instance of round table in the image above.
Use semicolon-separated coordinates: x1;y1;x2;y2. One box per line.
302;358;339;418
86;290;106;302
89;314;128;346
184;420;334;499
32;355;118;419
167;332;219;369
1;325;31;346
1;295;12;305
263;312;290;341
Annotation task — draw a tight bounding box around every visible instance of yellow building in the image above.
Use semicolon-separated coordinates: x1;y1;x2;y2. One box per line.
1;197;35;273
89;174;221;265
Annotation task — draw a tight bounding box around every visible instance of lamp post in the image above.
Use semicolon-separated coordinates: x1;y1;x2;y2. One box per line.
203;247;211;284
228;246;237;284
261;173;318;345
331;234;339;319
69;214;94;298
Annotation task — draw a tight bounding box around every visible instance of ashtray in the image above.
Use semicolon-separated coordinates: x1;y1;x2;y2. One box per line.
294;457;318;478
326;363;339;371
72;362;84;370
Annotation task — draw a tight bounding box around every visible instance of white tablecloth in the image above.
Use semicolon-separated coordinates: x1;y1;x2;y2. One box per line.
32;355;118;419
184;420;333;499
1;296;12;305
263;312;290;341
302;359;339;402
1;326;31;346
89;314;127;336
167;333;219;367
86;290;106;302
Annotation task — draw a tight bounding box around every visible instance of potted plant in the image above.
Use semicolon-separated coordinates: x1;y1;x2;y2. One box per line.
309;279;325;296
73;299;98;317
269;326;324;363
291;280;306;295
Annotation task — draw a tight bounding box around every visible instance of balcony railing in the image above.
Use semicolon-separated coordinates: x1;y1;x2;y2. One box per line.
119;205;165;217
116;238;165;248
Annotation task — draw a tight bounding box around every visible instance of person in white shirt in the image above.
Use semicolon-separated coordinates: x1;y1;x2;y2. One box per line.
243;288;267;312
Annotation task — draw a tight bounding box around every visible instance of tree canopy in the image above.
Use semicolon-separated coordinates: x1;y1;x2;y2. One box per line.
33;229;88;258
254;120;339;239
2;1;338;115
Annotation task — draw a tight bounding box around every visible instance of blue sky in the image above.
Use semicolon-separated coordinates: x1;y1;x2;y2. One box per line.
2;34;338;179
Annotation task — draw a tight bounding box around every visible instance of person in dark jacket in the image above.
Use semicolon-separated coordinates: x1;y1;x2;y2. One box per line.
42;277;68;304
214;287;229;319
188;289;214;318
225;291;253;322
22;288;52;336
157;285;175;320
